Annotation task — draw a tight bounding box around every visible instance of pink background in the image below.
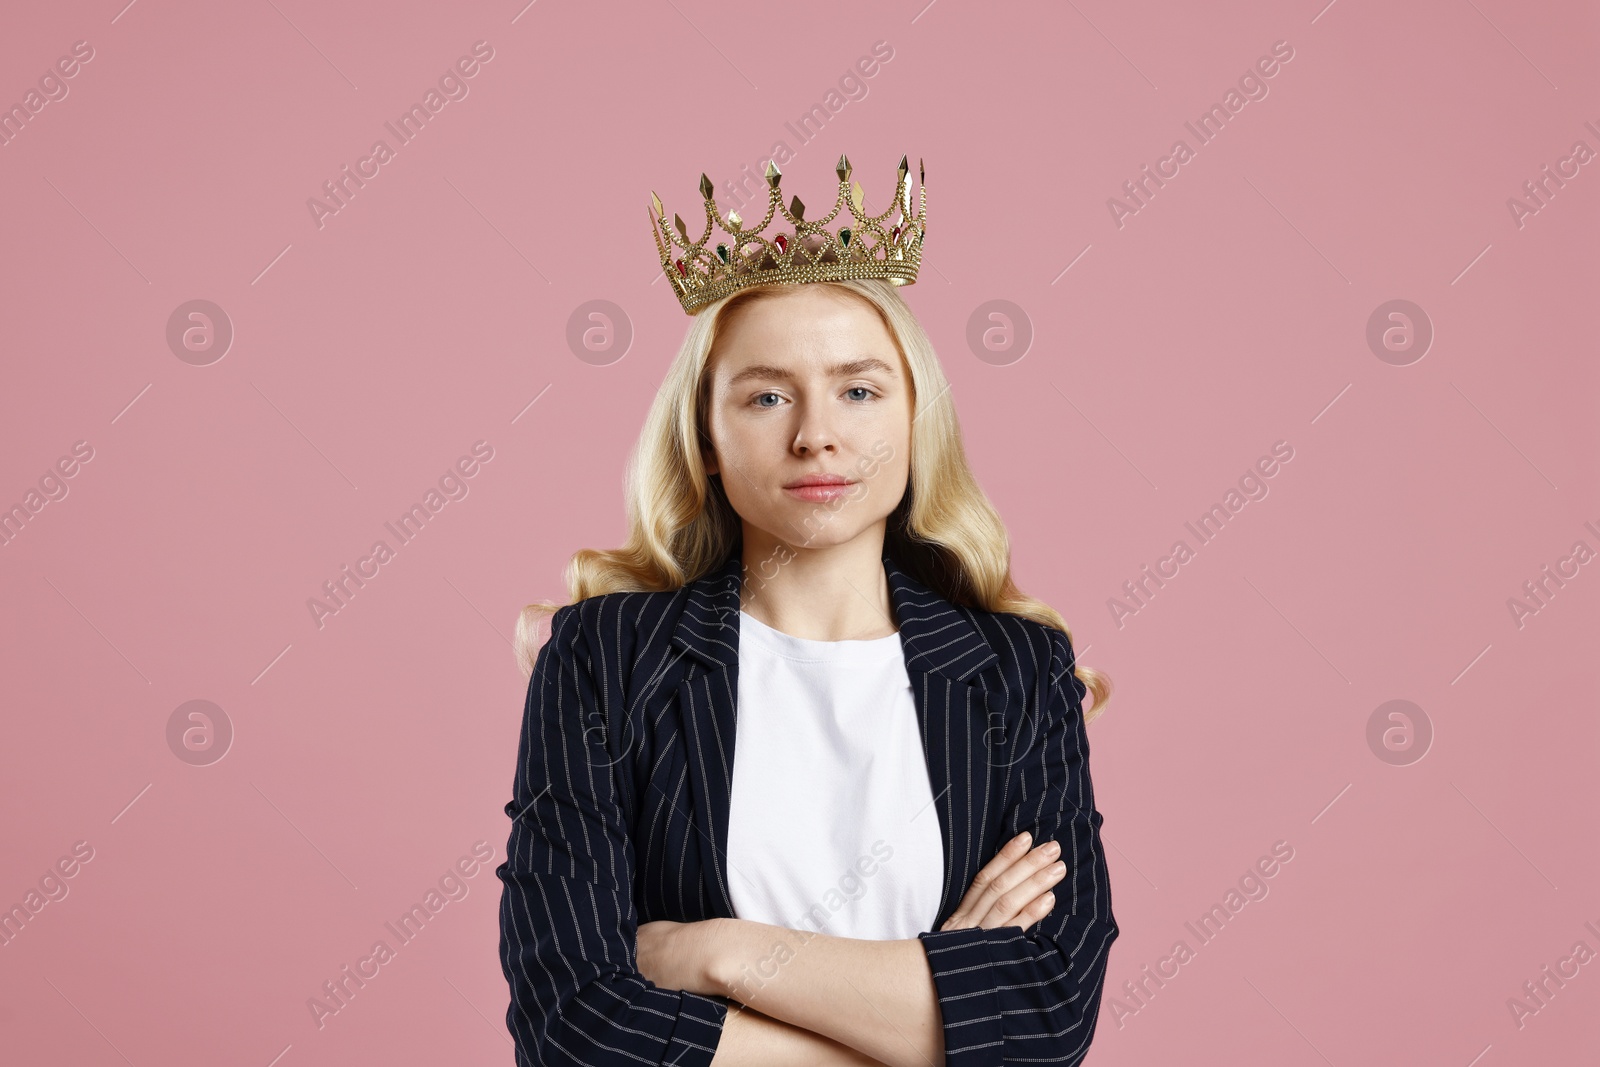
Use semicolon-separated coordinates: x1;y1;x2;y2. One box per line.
2;0;1596;1064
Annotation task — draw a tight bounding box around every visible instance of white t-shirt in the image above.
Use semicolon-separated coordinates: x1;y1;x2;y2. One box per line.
725;608;945;940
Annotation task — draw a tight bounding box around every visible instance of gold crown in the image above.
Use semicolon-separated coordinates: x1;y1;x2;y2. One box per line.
650;153;926;315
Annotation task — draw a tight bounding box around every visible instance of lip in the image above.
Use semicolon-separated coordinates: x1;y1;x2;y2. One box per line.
784;473;854;488
783;473;858;503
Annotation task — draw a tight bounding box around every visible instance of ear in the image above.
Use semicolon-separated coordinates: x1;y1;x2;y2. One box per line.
702;449;719;478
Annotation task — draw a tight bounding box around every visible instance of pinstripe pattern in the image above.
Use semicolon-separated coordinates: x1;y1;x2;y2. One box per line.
497;544;1118;1066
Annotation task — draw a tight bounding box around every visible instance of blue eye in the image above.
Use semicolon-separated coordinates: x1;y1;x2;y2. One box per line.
752;387;875;407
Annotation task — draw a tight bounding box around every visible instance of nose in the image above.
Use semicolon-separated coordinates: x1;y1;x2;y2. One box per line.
791;399;839;456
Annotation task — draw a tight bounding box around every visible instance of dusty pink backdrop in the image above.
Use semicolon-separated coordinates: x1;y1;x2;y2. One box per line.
1;0;1595;1063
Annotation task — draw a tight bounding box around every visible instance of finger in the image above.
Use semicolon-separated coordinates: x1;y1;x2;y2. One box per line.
964;840;1061;925
946;833;1034;929
1003;890;1056;930
990;886;1058;932
1024;891;1056;926
947;835;1060;931
1006;860;1067;914
984;860;1067;928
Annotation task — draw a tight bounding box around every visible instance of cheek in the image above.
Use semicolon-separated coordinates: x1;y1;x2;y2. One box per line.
886;451;912;492
712;415;772;471
859;440;910;494
707;416;782;502
869;411;912;474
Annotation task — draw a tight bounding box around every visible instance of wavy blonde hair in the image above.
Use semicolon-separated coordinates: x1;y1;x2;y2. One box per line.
515;278;1112;723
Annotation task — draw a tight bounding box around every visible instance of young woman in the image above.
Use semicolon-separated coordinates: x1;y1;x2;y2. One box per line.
498;159;1117;1067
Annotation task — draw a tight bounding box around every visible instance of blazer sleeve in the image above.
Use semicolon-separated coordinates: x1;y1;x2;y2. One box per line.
915;625;1119;1067
497;603;730;1067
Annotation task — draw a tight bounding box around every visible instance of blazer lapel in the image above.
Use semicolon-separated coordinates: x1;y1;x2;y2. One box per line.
882;551;1008;927
670;552;743;919
668;545;1006;928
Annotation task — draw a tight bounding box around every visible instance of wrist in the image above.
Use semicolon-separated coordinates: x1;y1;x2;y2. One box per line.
702;917;741;998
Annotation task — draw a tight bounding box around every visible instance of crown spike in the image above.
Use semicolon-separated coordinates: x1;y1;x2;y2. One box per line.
649;154;926;314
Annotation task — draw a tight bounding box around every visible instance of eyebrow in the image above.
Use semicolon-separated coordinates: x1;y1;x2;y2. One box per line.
726;357;898;386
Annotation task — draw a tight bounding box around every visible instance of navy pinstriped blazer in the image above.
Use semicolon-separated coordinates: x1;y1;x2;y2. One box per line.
497;543;1118;1066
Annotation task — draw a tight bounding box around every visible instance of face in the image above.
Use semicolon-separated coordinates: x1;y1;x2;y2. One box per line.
701;286;913;555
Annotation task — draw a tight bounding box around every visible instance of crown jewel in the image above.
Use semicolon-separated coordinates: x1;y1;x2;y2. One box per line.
650;153;927;315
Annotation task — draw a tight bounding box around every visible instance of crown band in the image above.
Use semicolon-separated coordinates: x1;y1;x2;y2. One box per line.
650;153;927;315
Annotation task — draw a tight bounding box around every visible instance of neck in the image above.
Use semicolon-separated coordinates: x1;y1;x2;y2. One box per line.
737;525;898;641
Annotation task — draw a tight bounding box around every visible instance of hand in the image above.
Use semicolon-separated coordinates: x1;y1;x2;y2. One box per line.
938;831;1065;932
636;918;728;997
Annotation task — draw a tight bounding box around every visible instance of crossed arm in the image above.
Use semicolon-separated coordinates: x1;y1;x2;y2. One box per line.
639;916;943;1067
643;824;1071;1066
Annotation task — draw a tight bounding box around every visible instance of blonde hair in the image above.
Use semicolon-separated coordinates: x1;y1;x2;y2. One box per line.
515;278;1112;722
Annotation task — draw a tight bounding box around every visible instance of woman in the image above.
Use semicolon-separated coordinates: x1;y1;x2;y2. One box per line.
498;157;1117;1067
